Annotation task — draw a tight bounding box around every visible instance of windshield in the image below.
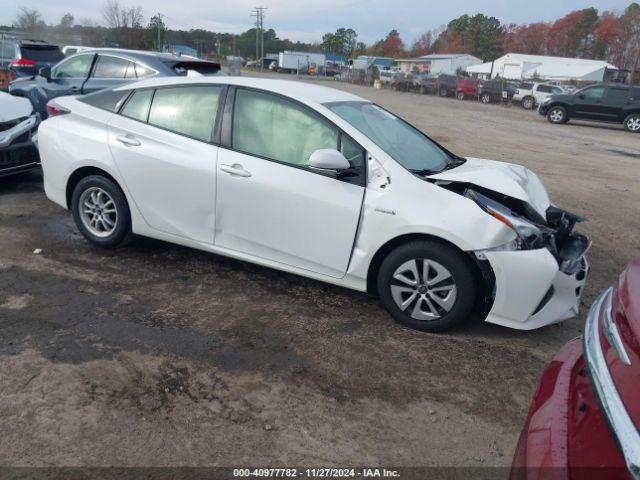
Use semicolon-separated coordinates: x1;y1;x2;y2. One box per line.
325;101;456;174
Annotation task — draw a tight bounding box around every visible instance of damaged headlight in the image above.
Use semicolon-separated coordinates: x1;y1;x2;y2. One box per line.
467;190;554;250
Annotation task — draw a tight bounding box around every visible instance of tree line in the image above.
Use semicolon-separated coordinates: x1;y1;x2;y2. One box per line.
5;2;640;73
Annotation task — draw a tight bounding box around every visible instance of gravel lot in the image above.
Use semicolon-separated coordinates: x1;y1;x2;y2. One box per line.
1;76;639;469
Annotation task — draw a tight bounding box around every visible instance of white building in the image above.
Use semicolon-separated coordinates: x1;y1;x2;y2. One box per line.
466;53;618;82
396;53;482;75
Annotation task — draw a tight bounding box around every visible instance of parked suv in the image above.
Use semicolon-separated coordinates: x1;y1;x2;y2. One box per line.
435;74;459;97
1;39;64;79
456;77;479;100
539;83;640;132
514;82;565;109
9;48;222;118
414;74;437;94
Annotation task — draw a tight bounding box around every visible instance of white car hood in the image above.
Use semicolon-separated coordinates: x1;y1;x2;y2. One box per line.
430;157;551;217
0;92;34;122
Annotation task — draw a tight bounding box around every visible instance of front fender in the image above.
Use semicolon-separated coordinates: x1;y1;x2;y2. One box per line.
9;82;49;116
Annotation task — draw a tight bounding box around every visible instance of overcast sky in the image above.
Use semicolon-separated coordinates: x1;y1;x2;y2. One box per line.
0;0;633;43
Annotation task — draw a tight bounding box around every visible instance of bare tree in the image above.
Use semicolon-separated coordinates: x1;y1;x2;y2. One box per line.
13;7;46;32
102;0;122;29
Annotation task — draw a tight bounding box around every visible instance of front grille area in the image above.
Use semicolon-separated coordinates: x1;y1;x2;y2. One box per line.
0;117;27;133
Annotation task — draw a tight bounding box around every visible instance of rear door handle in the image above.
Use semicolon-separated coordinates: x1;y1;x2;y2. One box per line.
116;134;141;147
220;164;251;177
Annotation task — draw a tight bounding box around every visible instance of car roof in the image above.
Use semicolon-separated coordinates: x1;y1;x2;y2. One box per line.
79;48;217;64
113;76;368;105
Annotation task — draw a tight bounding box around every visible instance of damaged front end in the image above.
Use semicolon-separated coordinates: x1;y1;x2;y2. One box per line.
0;93;41;177
436;180;590;330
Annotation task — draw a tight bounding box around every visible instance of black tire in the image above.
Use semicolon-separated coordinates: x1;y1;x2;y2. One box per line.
521;96;535;110
71;175;132;248
377;240;478;333
547;106;568;124
439;87;448;97
456;91;465;100
480;92;491;104
623;113;640;133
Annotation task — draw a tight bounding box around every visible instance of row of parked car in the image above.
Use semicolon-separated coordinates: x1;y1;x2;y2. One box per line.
378;71;640;133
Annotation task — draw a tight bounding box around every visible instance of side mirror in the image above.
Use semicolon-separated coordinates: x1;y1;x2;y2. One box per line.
309;149;350;173
39;66;52;81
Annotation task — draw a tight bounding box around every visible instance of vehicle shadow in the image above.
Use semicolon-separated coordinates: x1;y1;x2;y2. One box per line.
0;169;43;195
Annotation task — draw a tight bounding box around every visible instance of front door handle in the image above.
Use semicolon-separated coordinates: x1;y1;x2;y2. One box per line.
116;135;141;147
220;164;251;177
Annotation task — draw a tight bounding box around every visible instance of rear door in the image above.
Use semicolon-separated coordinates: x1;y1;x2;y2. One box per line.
602;86;632;122
214;87;365;278
107;84;224;243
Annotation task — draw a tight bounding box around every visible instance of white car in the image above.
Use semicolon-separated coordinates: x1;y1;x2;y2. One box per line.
37;77;590;332
514;82;566;109
0;92;40;176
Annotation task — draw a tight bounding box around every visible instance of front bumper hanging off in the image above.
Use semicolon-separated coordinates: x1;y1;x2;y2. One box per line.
481;248;589;330
0;113;40;177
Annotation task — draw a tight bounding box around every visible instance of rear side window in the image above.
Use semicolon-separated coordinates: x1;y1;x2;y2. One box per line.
170;62;220;76
19;46;64;63
79;89;130;112
93;55;131;78
233;89;338;167
121;89;154;122
148;86;222;142
606;87;631;102
134;64;155;78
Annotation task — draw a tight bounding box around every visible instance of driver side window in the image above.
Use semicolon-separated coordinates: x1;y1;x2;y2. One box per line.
582;87;605;100
53;54;93;79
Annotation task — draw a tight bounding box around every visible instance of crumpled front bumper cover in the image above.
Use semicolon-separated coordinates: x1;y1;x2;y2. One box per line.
480;248;589;330
0;114;39;148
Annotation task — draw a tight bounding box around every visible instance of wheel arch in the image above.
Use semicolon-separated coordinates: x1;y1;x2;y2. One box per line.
365;233;489;297
65;166;126;209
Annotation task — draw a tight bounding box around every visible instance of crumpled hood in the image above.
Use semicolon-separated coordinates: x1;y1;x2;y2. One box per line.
429;157;551;217
0;92;34;122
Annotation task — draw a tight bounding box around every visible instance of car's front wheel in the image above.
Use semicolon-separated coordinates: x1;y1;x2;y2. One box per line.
480;92;491;104
456;91;465;100
623;113;640;132
377;241;477;333
547;106;568;124
71;175;132;248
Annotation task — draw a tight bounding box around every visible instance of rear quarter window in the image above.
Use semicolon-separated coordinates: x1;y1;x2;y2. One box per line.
169;62;221;76
79;89;131;112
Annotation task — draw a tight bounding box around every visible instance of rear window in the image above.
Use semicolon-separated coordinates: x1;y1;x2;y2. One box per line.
169;61;220;76
19;45;64;63
79;88;131;112
0;40;16;60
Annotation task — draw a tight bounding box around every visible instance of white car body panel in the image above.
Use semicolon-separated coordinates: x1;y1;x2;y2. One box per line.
37;76;588;330
0;92;33;121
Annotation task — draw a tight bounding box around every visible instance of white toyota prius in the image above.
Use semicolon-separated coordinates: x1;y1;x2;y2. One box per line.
38;76;590;332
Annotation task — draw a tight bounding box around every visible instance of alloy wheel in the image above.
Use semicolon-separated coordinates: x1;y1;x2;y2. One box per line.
549;109;564;123
79;187;118;238
390;259;457;321
627;116;640;132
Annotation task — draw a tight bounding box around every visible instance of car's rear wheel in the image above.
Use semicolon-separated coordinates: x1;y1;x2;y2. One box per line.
480;92;491;104
547;106;568;124
623;113;640;132
71;175;132;248
377;241;477;333
439;87;448;97
521;96;535;109
456;91;465;100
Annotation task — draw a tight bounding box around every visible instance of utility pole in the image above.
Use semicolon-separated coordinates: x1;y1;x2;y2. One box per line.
251;7;267;69
156;12;162;52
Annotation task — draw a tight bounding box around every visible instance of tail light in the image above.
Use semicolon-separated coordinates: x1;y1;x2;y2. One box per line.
10;58;37;68
46;100;70;117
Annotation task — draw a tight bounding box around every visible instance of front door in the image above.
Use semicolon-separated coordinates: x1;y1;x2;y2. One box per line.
49;53;95;97
572;85;607;120
107;84;224;243
215;88;365;278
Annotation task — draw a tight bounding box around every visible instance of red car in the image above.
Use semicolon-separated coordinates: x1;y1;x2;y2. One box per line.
511;257;640;480
456;77;479;100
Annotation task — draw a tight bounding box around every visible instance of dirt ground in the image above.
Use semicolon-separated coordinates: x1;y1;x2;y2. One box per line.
1;76;639;470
